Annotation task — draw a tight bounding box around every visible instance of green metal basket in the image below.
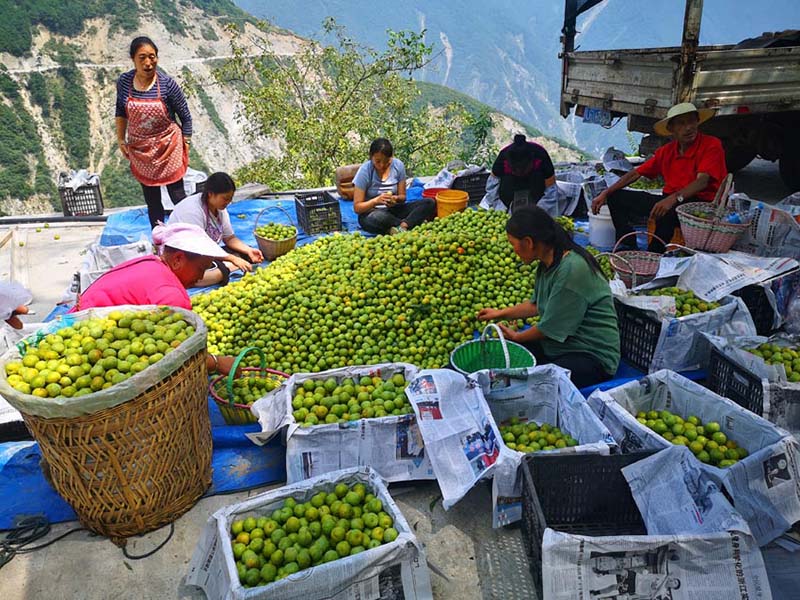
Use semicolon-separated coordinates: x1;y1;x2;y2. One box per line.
450;324;536;375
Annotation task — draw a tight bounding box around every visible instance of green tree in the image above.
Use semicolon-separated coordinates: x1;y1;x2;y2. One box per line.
216;18;468;189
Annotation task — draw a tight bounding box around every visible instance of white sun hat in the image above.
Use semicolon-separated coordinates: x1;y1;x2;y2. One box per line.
654;102;716;137
152;222;228;258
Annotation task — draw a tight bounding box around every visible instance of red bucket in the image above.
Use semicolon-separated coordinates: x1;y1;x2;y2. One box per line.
423;187;448;199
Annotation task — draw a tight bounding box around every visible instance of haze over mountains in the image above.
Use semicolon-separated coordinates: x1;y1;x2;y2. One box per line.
237;0;798;155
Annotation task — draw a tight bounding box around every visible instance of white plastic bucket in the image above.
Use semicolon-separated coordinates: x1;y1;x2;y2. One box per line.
589;206;616;249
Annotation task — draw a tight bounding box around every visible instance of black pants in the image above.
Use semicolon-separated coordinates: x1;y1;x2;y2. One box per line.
141;179;187;229
358;199;436;234
525;341;613;389
606;189;693;253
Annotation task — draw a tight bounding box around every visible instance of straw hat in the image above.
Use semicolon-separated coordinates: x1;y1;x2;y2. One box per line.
653;102;715;137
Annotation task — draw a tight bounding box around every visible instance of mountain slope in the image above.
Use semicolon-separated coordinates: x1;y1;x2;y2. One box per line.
237;0;799;155
0;0;582;212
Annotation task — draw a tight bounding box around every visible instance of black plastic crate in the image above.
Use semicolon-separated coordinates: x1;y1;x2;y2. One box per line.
294;191;342;235
451;171;490;206
521;451;655;597
58;184;104;217
615;299;661;373
732;284;776;336
706;346;764;416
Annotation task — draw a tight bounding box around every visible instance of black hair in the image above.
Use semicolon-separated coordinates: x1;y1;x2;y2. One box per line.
507;134;533;169
506;206;602;276
201;172;236;203
369;138;393;157
130;36;158;58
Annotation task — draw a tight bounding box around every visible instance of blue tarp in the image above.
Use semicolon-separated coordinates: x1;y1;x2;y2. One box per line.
0;396;285;529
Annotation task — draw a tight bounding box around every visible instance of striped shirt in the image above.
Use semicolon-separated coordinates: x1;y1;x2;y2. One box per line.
115;70;192;137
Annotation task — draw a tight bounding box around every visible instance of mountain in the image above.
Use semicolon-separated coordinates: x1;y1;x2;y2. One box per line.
0;0;581;213
236;0;799;156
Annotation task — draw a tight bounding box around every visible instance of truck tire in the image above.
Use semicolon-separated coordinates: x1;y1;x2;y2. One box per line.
779;154;800;192
724;145;757;173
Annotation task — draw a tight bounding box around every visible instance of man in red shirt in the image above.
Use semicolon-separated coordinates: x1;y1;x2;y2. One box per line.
591;103;727;253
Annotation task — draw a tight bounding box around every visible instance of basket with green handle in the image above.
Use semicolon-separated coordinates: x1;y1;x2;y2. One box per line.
450;324;536;375
208;347;289;425
254;205;298;261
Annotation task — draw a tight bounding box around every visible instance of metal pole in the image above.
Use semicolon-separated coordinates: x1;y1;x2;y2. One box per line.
678;0;704;103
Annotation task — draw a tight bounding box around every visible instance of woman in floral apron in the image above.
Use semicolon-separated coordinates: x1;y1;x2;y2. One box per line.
115;37;192;228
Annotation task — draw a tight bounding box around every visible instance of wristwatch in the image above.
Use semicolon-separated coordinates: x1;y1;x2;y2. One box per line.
676;194;685;204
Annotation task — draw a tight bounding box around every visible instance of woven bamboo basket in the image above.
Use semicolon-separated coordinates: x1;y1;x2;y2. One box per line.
21;348;211;545
608;231;667;288
254;205;298;261
676;174;746;252
209;347;288;425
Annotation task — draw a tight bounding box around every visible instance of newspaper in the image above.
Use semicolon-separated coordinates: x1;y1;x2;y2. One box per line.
623;446;750;536
676;251;799;302
471;365;615;527
405;369;508;509
588;370;800;545
612;286;756;372
703;333;800;434
542;528;772;600
185;467;433;600
730;193;800;258
249;364;434;483
602;147;635;174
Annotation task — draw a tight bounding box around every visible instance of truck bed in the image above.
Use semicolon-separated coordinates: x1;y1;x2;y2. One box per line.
561;44;800;120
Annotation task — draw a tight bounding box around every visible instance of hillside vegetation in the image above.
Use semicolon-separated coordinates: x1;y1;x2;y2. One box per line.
0;0;583;214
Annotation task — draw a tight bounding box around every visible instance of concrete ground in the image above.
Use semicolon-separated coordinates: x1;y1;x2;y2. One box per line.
1;479;535;600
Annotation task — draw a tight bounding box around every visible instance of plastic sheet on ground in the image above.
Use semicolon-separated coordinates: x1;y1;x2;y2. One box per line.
471;365;615;527
588;370;800;546
542;528;772;600
249;364;434;484
612;282;756;372
185;466;433;600
0;395;287;529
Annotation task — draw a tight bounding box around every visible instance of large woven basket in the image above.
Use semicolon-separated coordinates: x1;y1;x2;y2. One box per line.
254;205;298;261
676;173;746;253
450;324;536;375
22;348;212;545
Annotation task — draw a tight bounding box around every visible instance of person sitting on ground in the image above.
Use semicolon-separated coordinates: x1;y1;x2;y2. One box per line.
477;206;620;388
491;134;559;215
591;102;727;253
169;172;264;286
73;222;237;375
353;138;436;235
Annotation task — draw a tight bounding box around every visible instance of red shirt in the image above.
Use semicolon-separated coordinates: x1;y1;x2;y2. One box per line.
636;133;727;201
73;256;191;312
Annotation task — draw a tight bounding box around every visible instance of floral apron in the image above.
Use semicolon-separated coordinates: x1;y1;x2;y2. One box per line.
125;76;188;187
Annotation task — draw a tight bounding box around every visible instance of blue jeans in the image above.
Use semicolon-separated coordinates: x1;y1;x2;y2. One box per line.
358;199;436;234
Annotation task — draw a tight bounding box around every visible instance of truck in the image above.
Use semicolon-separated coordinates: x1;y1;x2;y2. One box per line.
560;0;800;190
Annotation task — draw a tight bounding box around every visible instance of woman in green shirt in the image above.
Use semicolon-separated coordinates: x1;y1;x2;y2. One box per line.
477;206;620;387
